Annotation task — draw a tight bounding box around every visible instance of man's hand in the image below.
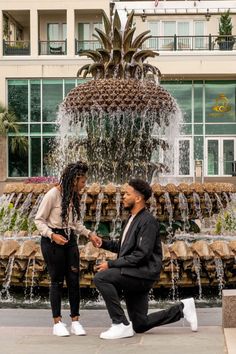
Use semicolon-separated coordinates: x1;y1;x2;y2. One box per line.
96;261;109;272
51;233;68;245
89;232;102;248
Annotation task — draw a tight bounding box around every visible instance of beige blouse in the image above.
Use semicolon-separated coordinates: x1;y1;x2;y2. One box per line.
35;186;91;239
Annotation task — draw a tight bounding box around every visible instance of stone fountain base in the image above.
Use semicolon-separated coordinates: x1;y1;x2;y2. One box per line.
0;238;236;289
0;181;236;290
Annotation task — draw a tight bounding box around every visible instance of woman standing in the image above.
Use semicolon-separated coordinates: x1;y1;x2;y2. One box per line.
35;161;101;337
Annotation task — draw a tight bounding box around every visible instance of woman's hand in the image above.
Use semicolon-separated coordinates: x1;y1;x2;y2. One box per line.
51;233;68;245
89;232;102;248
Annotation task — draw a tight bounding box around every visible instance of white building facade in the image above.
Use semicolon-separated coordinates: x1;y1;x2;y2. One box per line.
0;0;236;192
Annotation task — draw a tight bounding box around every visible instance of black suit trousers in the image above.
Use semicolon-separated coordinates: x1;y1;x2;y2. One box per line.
94;268;184;333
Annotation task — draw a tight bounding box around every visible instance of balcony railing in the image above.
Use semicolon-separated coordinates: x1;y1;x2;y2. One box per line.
75;39;101;54
3;36;236;56
39;40;67;55
144;35;236;51
3;40;30;55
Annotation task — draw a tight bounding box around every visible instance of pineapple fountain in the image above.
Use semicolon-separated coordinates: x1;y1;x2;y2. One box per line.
0;11;236;301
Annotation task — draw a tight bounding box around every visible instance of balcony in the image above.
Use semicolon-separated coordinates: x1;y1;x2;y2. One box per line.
39;40;67;55
75;39;100;54
3;40;30;55
145;35;236;51
3;10;30;56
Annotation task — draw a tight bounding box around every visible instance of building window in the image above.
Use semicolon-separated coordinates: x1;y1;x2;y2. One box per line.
148;20;205;50
47;23;67;41
158;137;193;177
194;21;205;49
7;78;87;178
7;79;236;178
147;21;159;49
8;137;29;177
178;139;191;175
47;23;67;54
206;138;236;176
78;22;102;50
205;81;236;123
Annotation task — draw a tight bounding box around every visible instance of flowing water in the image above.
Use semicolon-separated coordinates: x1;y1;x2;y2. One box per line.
164;192;174;243
178;192;190;233
94;191;104;232
110;190;122;239
53;102;183;184
193;257;202;300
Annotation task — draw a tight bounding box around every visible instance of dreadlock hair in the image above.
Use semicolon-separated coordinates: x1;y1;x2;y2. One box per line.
60;161;88;227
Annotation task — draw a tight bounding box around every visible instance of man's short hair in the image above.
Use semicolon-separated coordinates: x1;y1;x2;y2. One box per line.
128;178;152;201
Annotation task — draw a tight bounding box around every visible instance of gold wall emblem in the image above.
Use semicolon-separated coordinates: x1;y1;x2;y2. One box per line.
212;93;231;113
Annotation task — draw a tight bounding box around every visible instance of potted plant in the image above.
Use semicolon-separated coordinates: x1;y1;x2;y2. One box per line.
216;10;235;50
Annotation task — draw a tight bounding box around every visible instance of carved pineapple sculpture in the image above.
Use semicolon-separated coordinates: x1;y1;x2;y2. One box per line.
61;11;179;183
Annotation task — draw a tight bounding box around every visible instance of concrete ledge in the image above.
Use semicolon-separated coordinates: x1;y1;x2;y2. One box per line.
224;328;236;354
222;289;236;328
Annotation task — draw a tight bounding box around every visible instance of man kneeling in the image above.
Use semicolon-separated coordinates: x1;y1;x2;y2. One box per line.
94;178;198;339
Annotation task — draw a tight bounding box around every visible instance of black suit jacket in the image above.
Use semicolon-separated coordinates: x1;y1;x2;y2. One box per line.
101;208;163;281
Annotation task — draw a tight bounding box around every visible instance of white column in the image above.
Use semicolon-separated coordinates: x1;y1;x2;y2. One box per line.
0;11;3;58
67;9;75;57
30;9;38;57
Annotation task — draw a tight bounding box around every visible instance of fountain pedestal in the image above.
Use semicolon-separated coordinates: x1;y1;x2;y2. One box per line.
222;289;236;327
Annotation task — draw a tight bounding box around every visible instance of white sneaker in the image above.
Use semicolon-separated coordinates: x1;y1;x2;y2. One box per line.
53;321;70;336
71;321;86;336
100;322;134;339
181;298;198;332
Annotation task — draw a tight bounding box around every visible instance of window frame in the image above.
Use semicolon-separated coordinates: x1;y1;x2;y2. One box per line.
205;137;236;177
158;137;194;178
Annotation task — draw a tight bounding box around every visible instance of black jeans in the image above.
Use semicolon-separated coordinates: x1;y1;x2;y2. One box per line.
41;229;80;318
94;268;184;333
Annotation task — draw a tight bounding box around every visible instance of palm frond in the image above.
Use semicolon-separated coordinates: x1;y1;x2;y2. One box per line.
79;50;102;62
101;11;112;35
77;10;161;80
123;28;136;53
134;35;153;49
112;49;122;65
131;31;151;49
133;50;157;63
124;10;135;33
113;10;121;31
113;27;122;50
123;49;136;63
88;63;105;78
10;136;28;155
77;64;90;77
97;49;111;63
94;28;112;51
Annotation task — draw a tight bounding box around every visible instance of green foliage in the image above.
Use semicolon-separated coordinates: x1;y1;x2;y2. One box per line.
97;222;110;237
3;14;9;39
159;220;200;237
9;211;17;231
0;207;4;220
20;217;29;231
219;10;233;36
0;203;14;222
189;220;201;233
215;218;222;235
0;102;28;154
215;211;236;234
30;222;37;233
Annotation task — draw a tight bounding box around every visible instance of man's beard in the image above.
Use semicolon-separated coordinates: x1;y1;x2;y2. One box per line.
123;201;135;211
